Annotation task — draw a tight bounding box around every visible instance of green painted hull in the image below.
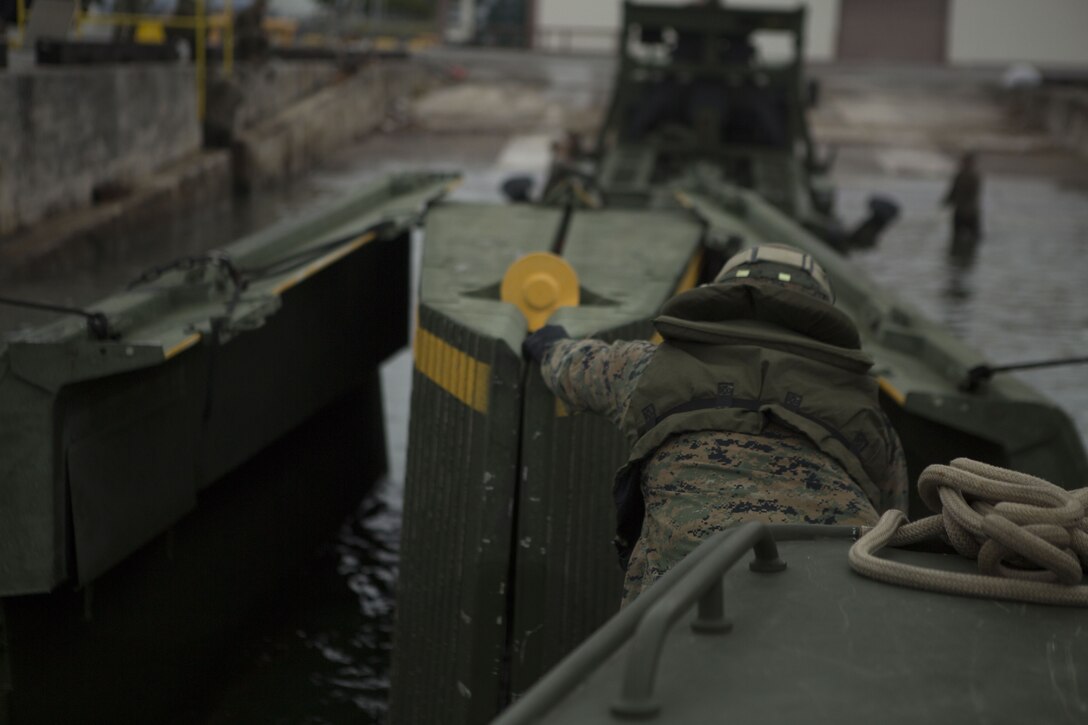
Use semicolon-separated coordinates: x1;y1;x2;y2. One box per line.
392;184;1086;723
493;525;1088;725
392;6;1085;720
0;173;458;722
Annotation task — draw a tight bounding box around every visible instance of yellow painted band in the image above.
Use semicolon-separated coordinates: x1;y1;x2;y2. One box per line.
674;248;703;295
164;333;201;360
644;249;702;349
272;231;377;295
878;377;906;406
414;326;490;414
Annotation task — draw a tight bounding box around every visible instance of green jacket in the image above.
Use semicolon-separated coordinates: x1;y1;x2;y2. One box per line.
612;279;893;562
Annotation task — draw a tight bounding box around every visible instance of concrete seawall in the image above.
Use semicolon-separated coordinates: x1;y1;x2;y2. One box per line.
206;60;343;144
0;58;440;280
0;65;201;236
229;61;435;191
1009;86;1088;157
234;65;386;192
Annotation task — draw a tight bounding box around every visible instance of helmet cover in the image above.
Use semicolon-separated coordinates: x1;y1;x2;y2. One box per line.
714;244;834;302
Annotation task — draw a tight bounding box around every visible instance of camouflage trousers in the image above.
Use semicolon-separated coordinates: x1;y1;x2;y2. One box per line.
621;425;879;605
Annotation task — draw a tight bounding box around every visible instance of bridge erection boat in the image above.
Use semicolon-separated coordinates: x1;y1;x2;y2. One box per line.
389;3;1088;724
391;172;1088;725
0;172;457;723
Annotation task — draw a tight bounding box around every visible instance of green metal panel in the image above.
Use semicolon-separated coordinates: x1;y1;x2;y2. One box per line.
507;201;705;691
510;321;653;699
495;532;1088;725
61;355;202;584
391;305;524;725
0;172;449;720
197;225;411;485
0;368;62;595
393;200;706;723
0;172;455;596
2;379;388;724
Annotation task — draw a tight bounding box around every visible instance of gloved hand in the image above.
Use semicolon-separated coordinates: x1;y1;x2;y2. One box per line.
522;325;569;363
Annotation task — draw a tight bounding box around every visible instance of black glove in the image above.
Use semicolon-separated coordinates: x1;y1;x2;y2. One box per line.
522;325;569;363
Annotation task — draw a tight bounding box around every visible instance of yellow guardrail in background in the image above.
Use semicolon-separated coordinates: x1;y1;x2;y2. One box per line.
72;1;233;119
14;0;27;47
9;2;439;118
260;16;298;47
10;0;233;120
134;19;166;44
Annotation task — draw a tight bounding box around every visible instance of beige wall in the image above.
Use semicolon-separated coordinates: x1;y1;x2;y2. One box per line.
949;0;1088;67
536;0;621;52
534;0;841;59
537;0;621;29
533;0;1088;66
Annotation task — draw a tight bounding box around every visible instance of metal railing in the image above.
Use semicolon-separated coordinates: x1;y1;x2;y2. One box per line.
10;0;234;120
14;0;27;45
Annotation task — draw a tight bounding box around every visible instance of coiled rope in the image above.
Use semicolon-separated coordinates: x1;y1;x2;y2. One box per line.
849;458;1088;606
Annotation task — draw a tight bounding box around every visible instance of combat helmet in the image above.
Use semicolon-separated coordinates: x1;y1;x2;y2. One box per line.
714;244;834;303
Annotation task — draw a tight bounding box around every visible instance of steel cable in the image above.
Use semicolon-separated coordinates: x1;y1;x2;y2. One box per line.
849;458;1088;606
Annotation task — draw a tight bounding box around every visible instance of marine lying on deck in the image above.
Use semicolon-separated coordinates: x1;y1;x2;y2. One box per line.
523;244;909;604
392;173;1087;725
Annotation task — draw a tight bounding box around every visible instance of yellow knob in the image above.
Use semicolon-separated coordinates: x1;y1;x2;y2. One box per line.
523;273;559;310
501;252;580;331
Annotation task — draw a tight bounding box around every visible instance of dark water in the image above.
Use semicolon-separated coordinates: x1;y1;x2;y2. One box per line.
4;131;1086;724
838;170;1088;444
199;477;403;724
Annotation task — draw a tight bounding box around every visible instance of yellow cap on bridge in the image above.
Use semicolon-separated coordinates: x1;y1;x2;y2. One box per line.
501;252;580;331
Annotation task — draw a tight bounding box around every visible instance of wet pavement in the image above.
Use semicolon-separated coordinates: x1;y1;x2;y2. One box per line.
3;56;1088;723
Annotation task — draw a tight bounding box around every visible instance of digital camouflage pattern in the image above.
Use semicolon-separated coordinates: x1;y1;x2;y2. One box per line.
541;338;910;604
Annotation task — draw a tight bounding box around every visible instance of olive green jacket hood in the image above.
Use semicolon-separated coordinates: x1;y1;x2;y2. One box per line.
654;279;869;366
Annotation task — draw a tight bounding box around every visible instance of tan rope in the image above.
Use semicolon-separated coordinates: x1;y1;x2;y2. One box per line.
849;458;1088;607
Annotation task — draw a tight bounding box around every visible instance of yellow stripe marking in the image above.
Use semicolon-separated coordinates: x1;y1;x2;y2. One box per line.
164;333;201;360
646;248;703;348
414;326;490;413
878;377;906;406
674;248;703;295
272;231;377;295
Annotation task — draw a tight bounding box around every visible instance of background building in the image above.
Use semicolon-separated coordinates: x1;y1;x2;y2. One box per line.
457;0;1088;69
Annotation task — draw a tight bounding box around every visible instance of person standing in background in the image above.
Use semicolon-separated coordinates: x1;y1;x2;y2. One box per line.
943;151;983;255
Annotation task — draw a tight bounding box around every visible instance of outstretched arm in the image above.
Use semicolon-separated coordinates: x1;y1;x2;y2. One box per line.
538;337;656;428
